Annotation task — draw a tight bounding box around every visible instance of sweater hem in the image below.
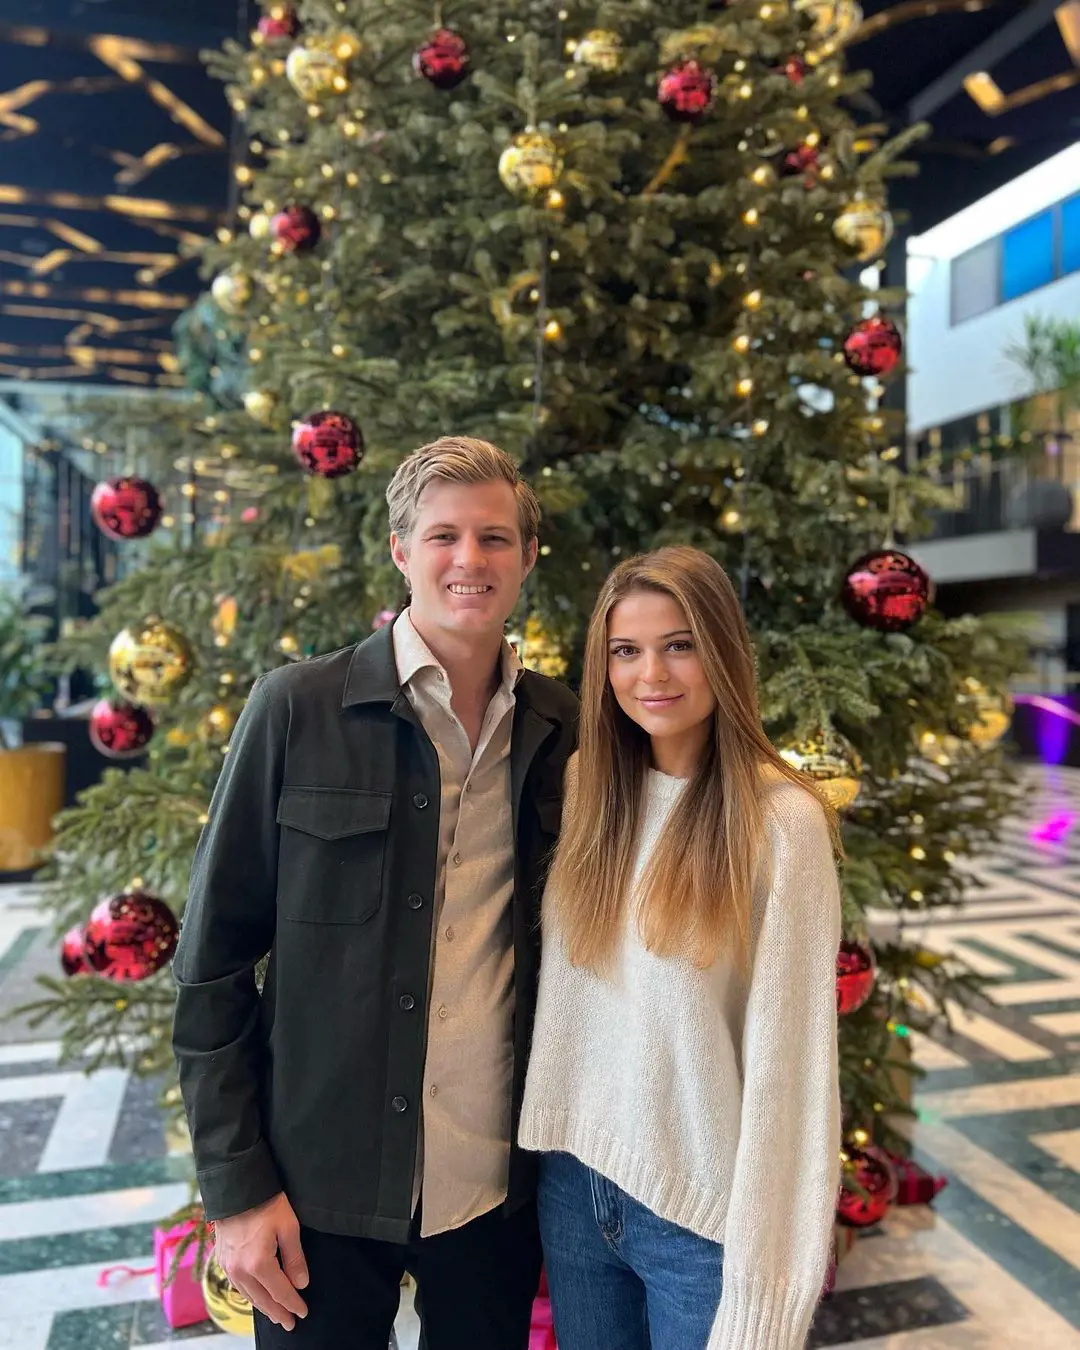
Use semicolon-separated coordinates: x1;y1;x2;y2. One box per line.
519;1105;730;1241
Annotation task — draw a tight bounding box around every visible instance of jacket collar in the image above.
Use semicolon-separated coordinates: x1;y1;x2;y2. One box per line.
341;620;567;725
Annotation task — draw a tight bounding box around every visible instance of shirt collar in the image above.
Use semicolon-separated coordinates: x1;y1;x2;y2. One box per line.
392;608;524;695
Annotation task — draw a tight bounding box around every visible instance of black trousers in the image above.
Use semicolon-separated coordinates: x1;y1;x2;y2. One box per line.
252;1200;542;1350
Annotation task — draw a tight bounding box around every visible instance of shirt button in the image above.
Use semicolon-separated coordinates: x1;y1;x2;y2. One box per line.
445;926;455;942
429;1085;438;1098
391;1096;408;1113
438;1006;448;1020
412;793;429;809
452;852;462;867
406;893;424;910
465;783;472;793
399;994;415;1011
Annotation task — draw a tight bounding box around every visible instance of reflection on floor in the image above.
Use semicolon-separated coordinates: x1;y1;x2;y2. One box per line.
0;765;1078;1348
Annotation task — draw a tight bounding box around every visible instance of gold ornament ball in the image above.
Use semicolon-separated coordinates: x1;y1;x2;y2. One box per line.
211;269;253;315
967;692;1012;747
780;742;862;810
285;41;347;100
498;131;563;196
243;389;277;423
573;29;623;72
833;199;893;263
797;0;864;44
198;705;237;744
202;1254;254;1337
108;619;195;708
249;211;272;240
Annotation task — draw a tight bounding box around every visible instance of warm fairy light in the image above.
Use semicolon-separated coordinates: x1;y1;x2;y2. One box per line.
216;227;234;243
546;188;565;208
544;318;563;340
220;444;237;458
723;509;741;527
342;119;359;136
743;289;763;310
851;1127;870;1146
910;889;924;902
795;104;809;119
736;376;754;396
742;207;760;226
820;164;835;180
235;165;253;183
738;82;754;98
751;165;773;185
910;846;926;860
248;348;263;362
321;163;335;177
760;3;775;15
278;634;299;654
752;418;769;435
161;514;175;528
331;343;347;357
214;490;228;503
180;483;196;498
321;204;336;219
334;34;361;61
733;334;751;353
346;171;359;186
805;131;821;147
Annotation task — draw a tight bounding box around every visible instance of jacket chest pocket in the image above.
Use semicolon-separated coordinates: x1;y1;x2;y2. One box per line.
276;787;392;924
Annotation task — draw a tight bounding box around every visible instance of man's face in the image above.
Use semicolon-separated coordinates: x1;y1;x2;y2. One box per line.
391;479;537;641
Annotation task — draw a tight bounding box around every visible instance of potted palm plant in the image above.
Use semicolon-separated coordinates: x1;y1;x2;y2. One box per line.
0;581;65;873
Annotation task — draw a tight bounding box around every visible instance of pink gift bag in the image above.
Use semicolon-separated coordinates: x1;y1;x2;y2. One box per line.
154;1218;209;1328
96;1217;207;1329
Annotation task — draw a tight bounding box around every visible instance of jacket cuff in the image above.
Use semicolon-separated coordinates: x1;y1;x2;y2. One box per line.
196;1137;283;1222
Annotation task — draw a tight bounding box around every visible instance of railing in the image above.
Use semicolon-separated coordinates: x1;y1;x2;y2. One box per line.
925;452;1078;539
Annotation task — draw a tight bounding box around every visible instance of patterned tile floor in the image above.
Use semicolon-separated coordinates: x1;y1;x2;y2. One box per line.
1;765;1079;1348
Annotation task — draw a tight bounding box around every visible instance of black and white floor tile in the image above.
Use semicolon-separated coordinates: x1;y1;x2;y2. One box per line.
1;765;1078;1348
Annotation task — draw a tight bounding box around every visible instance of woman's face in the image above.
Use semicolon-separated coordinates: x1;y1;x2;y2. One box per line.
606;590;717;762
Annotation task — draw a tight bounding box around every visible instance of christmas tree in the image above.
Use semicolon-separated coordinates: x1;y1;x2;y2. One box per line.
22;0;1026;1251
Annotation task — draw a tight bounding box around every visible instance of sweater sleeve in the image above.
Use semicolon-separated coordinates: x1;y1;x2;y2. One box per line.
707;785;842;1350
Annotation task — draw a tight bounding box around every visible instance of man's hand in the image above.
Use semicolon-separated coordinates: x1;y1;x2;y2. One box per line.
214;1191;309;1331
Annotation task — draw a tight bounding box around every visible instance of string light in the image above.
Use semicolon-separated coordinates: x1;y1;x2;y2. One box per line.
850;1127;870;1146
321;163;335;178
346;171;359;186
180;483;196;498
759;2;775;14
741;207;760;227
235;165;253;184
752;418;769;435
161;513;175;528
910;845;926;860
743;289;763;310
751;165;773;185
546;188;565;208
331;342;347;357
805;131;821;148
722;509;741;527
795;104;809;119
738;82;754;99
736;375;754;396
321;205;336;220
544;318;563;340
216;227;234;243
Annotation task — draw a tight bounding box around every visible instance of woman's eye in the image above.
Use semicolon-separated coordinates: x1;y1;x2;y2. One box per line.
668;641;693;652
610;645;636;658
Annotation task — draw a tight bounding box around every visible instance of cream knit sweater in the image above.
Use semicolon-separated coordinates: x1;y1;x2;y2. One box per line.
519;761;841;1350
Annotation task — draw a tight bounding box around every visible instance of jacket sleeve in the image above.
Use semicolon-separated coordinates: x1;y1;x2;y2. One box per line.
707;785;842;1350
172;676;286;1221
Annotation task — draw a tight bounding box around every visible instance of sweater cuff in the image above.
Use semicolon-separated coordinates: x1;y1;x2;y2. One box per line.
707;1270;819;1350
196;1137;283;1222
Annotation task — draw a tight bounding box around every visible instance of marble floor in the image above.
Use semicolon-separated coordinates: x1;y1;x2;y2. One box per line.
0;765;1079;1348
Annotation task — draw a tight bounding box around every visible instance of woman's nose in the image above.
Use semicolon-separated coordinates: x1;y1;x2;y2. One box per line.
642;650;668;682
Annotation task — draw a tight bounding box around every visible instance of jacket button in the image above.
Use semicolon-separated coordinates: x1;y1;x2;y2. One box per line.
399;994;415;1011
391;1095;408;1113
412;793;429;809
406;893;424;910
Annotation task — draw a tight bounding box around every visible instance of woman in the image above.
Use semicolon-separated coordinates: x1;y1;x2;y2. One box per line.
519;546;842;1350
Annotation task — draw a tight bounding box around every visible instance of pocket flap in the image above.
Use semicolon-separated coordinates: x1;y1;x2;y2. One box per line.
276;787;391;841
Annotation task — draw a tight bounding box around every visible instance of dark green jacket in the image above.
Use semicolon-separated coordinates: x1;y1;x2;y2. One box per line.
172;622;577;1242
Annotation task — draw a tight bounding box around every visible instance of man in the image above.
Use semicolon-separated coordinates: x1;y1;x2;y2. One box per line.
173;437;578;1349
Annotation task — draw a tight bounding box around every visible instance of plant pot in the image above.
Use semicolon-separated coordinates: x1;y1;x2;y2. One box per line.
0;742;66;873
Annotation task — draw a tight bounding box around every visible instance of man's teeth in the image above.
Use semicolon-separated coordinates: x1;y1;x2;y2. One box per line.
448;584;490;594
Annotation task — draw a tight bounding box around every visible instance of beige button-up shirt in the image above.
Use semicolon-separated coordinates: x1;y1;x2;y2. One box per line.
393;609;522;1237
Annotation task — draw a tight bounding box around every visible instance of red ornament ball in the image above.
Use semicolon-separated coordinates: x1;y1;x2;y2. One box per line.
82;891;179;982
843;316;903;377
657;60;717;123
257;8;298;40
291;410;364;478
413;28;470;90
783;55;806;84
842;549;932;632
271;205;321;254
89;699;154;760
782;143;819;180
836;939;875;1015
91;477;162;541
837;1146;898;1228
61;925;87;977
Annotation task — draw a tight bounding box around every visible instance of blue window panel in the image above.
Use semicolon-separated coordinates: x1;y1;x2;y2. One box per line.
1001;211;1054;301
1062;194;1080;275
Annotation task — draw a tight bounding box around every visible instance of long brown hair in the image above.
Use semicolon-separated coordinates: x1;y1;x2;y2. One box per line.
548;546;839;971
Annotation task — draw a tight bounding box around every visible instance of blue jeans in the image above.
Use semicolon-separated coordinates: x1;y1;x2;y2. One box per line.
538;1151;724;1350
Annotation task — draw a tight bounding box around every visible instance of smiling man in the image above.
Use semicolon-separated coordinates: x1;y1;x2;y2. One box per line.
173;437;578;1350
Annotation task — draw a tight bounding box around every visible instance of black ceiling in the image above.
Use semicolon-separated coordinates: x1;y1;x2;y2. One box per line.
0;0;1074;386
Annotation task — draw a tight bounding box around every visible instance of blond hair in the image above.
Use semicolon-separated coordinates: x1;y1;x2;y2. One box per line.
386;436;540;552
548;546;840;972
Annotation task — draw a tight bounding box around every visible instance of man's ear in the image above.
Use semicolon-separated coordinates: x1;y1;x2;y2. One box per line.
522;535;539;579
389;531;409;580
